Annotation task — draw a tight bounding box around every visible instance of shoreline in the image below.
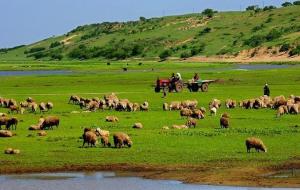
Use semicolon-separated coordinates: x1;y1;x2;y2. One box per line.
1;162;300;188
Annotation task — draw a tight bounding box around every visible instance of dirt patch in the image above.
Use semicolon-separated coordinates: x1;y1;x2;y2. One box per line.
60;35;77;45
1;161;300;187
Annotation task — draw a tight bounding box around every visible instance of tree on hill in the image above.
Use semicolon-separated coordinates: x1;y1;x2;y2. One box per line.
202;9;214;18
159;50;171;61
293;1;300;5
139;17;146;22
282;2;293;7
246;5;259;11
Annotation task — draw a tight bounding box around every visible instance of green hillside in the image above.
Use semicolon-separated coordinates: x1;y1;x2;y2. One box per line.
1;5;300;61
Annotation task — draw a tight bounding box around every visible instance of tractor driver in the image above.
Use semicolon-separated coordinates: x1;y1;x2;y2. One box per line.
192;73;200;82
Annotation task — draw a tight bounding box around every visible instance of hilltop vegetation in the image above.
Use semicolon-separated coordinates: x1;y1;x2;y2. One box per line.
1;3;300;61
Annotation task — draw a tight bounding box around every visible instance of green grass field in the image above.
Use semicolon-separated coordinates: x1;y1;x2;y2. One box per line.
0;61;299;174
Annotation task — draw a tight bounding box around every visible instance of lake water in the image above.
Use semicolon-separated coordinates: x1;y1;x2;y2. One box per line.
0;172;298;190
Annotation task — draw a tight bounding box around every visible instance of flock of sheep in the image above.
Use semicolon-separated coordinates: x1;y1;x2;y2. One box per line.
1;93;299;154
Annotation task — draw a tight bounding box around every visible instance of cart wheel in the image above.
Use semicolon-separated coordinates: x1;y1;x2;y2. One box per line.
175;83;183;92
155;87;161;93
201;83;209;92
191;83;199;92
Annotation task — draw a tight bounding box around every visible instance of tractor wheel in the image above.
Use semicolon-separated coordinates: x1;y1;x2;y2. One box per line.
201;83;209;92
175;83;183;92
191;83;199;92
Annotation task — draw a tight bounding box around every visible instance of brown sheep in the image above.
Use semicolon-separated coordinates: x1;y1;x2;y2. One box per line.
100;136;111;147
209;99;221;109
87;101;99;111
133;123;143;129
245;137;267;153
289;104;299;114
105;116;119;123
95;128;110;138
0;130;13;137
113;132;132;148
220;117;229;128
140;101;149;111
29;102;38;112
225;99;236;109
82;131;97;147
29;117;45;130
180;108;193;118
186;117;197;128
40;116;60;130
181;100;198;109
277;106;285;117
192;109;205;119
273;95;287;108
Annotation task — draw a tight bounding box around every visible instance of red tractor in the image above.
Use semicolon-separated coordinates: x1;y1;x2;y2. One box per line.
155;78;184;93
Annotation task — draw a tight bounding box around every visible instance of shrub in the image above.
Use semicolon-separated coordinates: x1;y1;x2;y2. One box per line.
199;27;211;36
24;47;46;54
263;6;276;11
246;5;259;11
279;43;290;52
190;43;205;56
202;9;214;18
51;54;63;60
49;41;61;48
282;2;292;7
139;17;146;22
244;35;265;47
159;50;171;60
266;29;283;41
180;51;191;58
265;17;273;23
252;24;265;32
293;1;300;5
289;45;300;56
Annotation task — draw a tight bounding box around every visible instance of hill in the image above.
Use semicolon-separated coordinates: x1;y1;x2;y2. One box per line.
0;5;300;61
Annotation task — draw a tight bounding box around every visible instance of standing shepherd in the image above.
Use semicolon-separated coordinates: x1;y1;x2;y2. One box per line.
264;83;270;96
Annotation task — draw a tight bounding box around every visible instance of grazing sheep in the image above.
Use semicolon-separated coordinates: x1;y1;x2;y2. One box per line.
95;128;110;138
29;102;38;112
209;99;221;109
186;117;197;128
245;137;267;153
192;109;205;119
87;101;99;111
6;117;18;130
0;113;7;117
181;100;198;109
140;101;149;111
113;132;132;148
26;97;34;103
172;125;188;129
277;106;285;117
169;101;181;110
68;95;80;104
210;107;217;116
0;117;9;130
100;136;111;147
220;117;229;128
133;123;143;129
105;116;119;123
127;102;134;112
163;103;169;111
289;104;299;114
46;102;54;110
199;107;206;114
40;116;60;130
273;95;287;108
0;130;13;137
8;105;20;114
225;99;236;109
4;148;13;154
133;103;140;112
180;108;193;118
82;131;98;147
29;117;45;130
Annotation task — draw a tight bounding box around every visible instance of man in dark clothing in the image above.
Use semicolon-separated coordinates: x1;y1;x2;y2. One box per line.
264;84;270;96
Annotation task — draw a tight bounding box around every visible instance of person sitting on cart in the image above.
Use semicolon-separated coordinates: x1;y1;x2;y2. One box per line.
175;73;182;81
192;73;200;82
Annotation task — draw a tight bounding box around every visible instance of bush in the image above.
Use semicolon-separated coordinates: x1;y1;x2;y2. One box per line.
199;27;211;36
279;43;290;52
289;45;300;56
263;5;276;11
190;43;205;56
159;50;171;60
180;51;191;58
282;2;292;7
244;35;265;47
252;24;265;32
49;41;61;48
265;17;273;23
24;47;46;54
266;29;283;41
202;9;214;18
293;1;300;5
51;54;63;60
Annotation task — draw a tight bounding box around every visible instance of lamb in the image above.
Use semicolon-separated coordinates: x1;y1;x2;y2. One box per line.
100;136;111;147
140;101;149;111
245;137;267;153
180;108;193;118
186;117;197;128
220;116;229;128
0;130;13;137
133;123;143;129
113;132;132;148
277;106;286;117
105;116;119;122
40;116;60;130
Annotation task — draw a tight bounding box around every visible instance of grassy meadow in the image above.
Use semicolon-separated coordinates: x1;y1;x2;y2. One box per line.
0;61;300;173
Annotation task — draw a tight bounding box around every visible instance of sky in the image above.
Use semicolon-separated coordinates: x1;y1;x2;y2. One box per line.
0;0;288;48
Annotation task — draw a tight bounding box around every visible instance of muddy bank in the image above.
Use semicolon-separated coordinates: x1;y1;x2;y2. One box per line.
1;162;300;188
